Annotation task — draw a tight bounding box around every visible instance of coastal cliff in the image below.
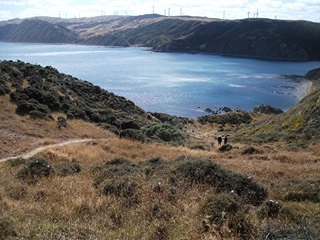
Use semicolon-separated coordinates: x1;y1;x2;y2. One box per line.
1;15;320;61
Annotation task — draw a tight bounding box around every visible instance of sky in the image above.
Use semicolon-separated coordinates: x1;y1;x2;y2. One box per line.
0;0;319;22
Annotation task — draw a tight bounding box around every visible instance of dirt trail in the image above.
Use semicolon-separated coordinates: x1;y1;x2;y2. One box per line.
0;138;108;163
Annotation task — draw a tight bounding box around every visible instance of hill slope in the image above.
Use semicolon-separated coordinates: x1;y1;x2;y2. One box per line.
0;61;320;239
0;60;191;145
158;19;320;60
1;15;320;60
238;68;320;144
0;19;80;43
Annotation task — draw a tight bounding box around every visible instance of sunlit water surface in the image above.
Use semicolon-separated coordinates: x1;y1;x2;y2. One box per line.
1;43;320;118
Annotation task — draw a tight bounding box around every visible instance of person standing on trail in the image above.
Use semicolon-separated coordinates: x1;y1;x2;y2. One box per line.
224;135;228;145
217;136;222;146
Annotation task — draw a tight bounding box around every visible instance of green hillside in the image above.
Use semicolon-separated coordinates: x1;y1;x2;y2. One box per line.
0;60;189;144
237;68;320;145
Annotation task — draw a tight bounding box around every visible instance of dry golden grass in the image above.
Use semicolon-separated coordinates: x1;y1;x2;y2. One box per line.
0;96;114;159
1;94;320;239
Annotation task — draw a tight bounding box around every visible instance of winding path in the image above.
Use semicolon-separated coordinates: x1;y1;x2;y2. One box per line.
0;138;108;163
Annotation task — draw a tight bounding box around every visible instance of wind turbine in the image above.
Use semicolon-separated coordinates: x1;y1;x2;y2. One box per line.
247;10;251;18
256;9;259;18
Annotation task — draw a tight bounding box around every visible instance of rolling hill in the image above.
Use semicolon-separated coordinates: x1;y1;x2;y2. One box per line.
1;15;320;60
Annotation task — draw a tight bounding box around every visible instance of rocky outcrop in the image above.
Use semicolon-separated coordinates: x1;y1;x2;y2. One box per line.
252;104;284;115
198;110;252;125
305;67;320;85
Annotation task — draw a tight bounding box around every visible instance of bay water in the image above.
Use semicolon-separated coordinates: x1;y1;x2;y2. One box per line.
1;42;320;118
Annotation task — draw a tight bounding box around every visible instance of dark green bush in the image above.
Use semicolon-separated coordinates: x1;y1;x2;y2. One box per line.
144;123;183;142
241;146;261;155
7;158;25;167
219;144;233;152
0;84;10;95
121;120;141;130
262;223;320;240
54;162;81;176
0;218;17;239
15;99;51;117
120;129;146;141
102;178;138;199
17;158;55;183
172;156;267;206
92;156;268;207
29;110;53;120
93;158;140;189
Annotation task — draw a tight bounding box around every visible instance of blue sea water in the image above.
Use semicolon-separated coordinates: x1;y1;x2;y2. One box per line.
1;42;320;118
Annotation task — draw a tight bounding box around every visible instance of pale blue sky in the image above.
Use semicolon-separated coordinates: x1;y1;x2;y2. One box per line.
0;0;319;22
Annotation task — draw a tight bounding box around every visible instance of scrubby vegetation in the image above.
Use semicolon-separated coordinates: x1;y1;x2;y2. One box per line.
0;61;320;239
0;60;189;144
0;152;271;239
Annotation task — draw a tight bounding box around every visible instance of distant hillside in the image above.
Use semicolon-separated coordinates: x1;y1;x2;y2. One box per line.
1;15;320;60
157;19;320;61
0;19;79;43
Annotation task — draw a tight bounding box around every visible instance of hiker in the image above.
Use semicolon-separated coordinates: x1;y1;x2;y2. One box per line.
217;136;222;146
224;135;228;145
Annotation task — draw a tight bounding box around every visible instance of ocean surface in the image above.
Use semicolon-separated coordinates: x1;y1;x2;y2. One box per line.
1;42;320;118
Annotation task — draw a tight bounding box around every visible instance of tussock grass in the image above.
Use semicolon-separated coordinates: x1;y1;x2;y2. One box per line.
1;94;320;238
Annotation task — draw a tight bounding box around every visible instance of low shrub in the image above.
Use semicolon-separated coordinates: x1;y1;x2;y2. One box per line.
93;156;268;207
144;123;183;142
188;142;211;151
54;162;81;176
147;220;170;240
242;146;261;155
17;158;55;183
262;222;320;240
200;192;240;224
282;180;320;203
120;129;146;141
29;110;53;120
258;200;281;219
0;218;17;239
7;158;25;167
172;156;267;206
121;120;141;130
93;158;141;204
0;84;10;95
219;144;233;152
5;184;27;200
15;99;52;118
102;178;138;201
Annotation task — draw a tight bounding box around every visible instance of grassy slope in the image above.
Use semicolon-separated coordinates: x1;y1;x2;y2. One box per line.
237;68;320;147
0;63;320;238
